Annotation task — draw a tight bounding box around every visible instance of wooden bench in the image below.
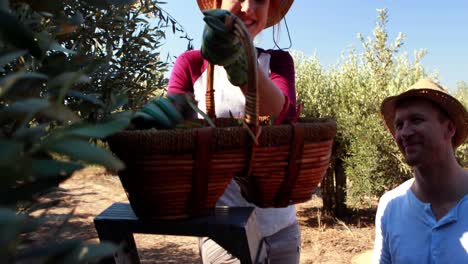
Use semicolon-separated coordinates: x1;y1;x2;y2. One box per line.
94;203;267;263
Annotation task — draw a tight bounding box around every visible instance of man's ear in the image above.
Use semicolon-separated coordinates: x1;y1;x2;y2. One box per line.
445;119;456;141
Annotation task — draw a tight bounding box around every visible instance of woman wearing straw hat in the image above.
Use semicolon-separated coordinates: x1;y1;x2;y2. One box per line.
373;79;468;263
168;0;300;263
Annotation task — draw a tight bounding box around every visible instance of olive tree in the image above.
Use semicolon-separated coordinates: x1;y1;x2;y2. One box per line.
295;9;440;215
1;0;190;261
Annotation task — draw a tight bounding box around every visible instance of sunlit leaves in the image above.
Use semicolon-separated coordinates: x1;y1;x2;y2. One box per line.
294;9;433;206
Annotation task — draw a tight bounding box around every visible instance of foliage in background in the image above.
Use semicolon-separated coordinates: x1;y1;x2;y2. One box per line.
0;0;190;262
5;0;192;123
60;0;193;120
454;81;468;168
295;9;468;209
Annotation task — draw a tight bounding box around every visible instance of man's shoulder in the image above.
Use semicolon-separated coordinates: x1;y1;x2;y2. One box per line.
383;178;413;197
379;178;413;207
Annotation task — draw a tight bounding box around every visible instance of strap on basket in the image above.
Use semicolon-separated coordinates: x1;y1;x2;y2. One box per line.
203;13;264;206
190;127;213;213
274;124;306;206
205;63;215;119
205;14;259;128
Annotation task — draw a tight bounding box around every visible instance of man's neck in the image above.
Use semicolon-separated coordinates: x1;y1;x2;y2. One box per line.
412;158;468;204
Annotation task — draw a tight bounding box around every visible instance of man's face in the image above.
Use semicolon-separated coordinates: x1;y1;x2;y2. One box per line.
393;99;454;167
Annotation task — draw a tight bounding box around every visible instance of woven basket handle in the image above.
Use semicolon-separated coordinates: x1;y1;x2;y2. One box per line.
205;14;259;127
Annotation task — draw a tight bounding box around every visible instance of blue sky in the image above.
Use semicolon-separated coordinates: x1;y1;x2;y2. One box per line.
160;0;468;91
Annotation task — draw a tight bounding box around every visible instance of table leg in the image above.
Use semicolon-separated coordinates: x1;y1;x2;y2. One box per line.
94;220;141;264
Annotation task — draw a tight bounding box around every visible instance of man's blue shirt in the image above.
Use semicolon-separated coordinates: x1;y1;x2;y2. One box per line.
373;179;468;263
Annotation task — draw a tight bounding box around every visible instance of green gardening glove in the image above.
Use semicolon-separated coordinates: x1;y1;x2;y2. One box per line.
201;9;249;87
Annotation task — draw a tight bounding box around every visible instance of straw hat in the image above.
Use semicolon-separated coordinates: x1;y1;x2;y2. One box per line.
196;0;293;28
381;79;468;148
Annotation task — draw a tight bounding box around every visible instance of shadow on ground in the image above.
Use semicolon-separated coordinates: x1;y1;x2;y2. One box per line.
138;243;200;264
25;168;376;263
25;183;201;264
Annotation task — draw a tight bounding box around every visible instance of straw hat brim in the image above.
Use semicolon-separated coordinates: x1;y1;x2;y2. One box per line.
196;0;293;28
381;88;468;148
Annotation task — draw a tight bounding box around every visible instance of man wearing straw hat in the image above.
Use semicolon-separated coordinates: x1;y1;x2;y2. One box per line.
168;0;301;263
373;79;468;263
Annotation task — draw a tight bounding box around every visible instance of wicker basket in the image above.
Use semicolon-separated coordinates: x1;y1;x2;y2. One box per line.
107;14;336;219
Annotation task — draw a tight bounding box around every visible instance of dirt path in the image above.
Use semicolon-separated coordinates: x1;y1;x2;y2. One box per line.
27;167;375;263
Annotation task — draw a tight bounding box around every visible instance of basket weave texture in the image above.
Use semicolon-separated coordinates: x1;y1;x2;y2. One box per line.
107;13;337;219
108;117;335;218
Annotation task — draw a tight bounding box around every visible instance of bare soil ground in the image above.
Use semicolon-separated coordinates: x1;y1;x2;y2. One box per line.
27;167;376;264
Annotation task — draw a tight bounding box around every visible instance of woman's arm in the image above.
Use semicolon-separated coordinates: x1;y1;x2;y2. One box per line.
255;50;296;118
167;50;206;95
257;67;286;116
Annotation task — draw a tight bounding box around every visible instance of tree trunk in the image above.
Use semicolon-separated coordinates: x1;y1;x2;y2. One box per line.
334;157;347;217
321;166;335;215
320;157;348;217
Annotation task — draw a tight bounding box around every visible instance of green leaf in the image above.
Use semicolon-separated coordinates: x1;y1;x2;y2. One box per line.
67;90;105;107
0;10;42;57
49;41;76;55
0;99;71;131
61;114;131;139
113;15;126;22
0;50;27;68
82;0;108;9
42;138;124;171
25;0;64;13
56;71;88;104
109;93;128;111
0;208;37;261
15;240;82;261
0;72;48;97
0;174;65;205
48;72;90;89
64;242;117;263
0;140;24;166
0;158;33;187
31;160;84;178
3;98;49;115
13;124;49;143
40;104;80;124
185;94;216;128
107;0;137;6
0;0;9;12
70;12;84;25
0;98;49;129
0;208;28;247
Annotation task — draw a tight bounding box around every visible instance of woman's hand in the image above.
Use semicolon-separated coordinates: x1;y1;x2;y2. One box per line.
201;9;242;66
201;9;248;87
